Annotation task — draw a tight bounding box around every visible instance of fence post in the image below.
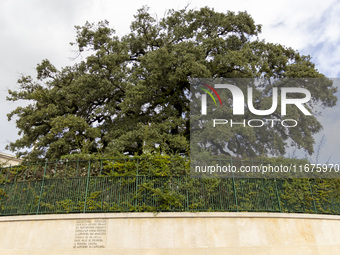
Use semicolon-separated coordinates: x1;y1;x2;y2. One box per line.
219;159;223;211
83;160;91;213
186;166;189;211
274;179;282;212
36;161;48;214
135;159;139;210
231;157;238;212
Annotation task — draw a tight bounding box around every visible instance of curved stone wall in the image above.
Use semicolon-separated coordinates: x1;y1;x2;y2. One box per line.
0;212;339;254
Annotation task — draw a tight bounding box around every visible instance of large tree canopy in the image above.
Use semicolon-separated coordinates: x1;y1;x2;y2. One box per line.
7;6;337;160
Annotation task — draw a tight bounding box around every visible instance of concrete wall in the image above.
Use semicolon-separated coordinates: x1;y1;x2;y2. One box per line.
0;212;339;255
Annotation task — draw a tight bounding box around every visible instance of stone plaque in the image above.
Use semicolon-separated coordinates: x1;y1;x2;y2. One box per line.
73;219;107;249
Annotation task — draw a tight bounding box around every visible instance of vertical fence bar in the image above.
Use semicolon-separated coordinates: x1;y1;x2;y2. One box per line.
219;159;223;211
186;170;189;211
83;160;91;213
36;161;48;214
135;159;139;209
274;179;282;212
231;157;238;212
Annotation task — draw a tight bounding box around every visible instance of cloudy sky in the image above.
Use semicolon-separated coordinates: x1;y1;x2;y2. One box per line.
1;0;340;163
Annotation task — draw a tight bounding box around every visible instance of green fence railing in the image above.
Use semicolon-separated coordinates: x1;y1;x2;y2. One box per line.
0;158;339;216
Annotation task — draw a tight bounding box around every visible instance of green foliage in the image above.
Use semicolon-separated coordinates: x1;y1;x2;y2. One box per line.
0;188;7;211
6;7;337;161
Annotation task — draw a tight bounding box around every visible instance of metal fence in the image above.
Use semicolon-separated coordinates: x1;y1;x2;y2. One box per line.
0;158;339;216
